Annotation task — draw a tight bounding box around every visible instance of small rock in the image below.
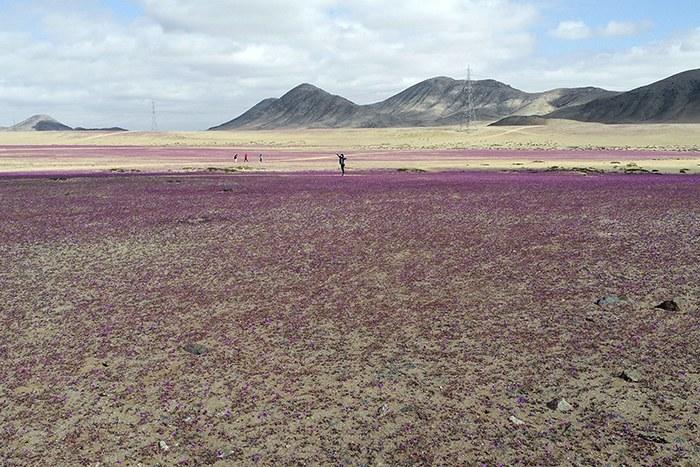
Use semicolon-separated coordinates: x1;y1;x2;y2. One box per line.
547;398;573;412
509;415;526;426
159;440;170;451
639;432;668;444
654;300;679;312
183;343;208;355
596;295;622;306
217;448;234;459
184;216;212;225
620;369;642;382
377;403;390;418
562;421;572;433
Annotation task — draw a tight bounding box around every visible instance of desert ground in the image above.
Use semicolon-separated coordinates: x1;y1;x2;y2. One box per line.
1;124;699;465
2;122;700;175
2;120;700;151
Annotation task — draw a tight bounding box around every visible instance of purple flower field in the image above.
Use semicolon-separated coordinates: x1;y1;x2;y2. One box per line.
1;171;699;465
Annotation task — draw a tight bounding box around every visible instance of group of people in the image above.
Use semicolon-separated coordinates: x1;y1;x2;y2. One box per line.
233;153;263;163
231;151;348;175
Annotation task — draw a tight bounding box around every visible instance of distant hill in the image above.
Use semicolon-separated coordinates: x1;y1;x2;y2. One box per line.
2;115;129;132
212;69;700;129
74;127;128;132
489;116;550;127
210;78;615;130
362;77;530;126
210;84;359;130
7;114;73;131
548;69;700;123
512;87;619;117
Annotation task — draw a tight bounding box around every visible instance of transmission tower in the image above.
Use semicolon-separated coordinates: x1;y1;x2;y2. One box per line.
151;99;158;132
464;66;476;132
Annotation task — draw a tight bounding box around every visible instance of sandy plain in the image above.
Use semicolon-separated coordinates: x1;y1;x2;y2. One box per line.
1;120;700;175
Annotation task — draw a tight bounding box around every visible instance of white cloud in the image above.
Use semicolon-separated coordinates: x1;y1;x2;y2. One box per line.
601;20;651;37
0;0;540;129
504;27;700;92
550;20;591;40
0;2;697;130
551;19;651;41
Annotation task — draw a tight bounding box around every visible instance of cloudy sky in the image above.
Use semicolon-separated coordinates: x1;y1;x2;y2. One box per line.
1;0;699;130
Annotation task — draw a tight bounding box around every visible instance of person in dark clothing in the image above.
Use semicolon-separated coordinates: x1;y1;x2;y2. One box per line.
244;153;248;162
337;153;347;175
259;154;263;162
234;153;238;163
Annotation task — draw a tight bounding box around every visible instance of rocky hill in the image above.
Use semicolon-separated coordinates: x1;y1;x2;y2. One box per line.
548;69;700;123
210;77;617;130
209;84;359;130
2;115;129;132
6;115;73;131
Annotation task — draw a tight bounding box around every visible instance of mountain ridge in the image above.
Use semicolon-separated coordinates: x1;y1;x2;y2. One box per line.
211;69;700;129
547;68;700;123
210;77;618;130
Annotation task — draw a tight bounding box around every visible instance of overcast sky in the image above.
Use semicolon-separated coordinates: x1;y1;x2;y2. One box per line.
1;0;699;130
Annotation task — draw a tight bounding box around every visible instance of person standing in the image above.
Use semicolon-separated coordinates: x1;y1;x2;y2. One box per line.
259;153;263;162
337;153;347;176
234;153;238;163
244;153;248;163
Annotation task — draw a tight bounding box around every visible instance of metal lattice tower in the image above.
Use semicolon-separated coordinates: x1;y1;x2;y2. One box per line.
151;99;158;132
464;66;476;132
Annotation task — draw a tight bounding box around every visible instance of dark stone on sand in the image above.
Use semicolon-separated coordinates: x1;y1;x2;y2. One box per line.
620;369;642;382
639;432;668;444
596;295;622;306
183;343;208;355
547;398;573;412
654;300;679;311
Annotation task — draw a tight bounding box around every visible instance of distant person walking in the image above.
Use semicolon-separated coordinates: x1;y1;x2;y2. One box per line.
337;153;347;176
244;153;248;163
259;153;263;162
234;153;238;163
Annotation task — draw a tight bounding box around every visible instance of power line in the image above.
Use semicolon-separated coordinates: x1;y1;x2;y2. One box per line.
463;65;476;132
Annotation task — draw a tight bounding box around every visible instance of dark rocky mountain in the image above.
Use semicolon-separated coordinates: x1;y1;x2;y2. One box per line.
7;114;73;131
548;69;700;123
363;77;531;126
209;84;359;130
210;77;617;130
